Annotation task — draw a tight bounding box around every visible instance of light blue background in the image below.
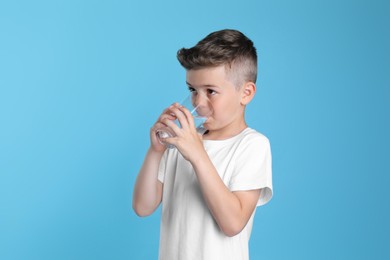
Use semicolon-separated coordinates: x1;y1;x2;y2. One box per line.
0;0;389;259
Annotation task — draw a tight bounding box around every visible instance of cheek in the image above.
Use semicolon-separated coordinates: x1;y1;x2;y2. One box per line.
212;99;234;121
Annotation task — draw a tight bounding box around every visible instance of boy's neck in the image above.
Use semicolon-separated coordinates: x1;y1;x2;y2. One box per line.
203;121;248;141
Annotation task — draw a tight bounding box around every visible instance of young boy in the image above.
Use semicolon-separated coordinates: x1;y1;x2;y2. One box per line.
133;29;273;260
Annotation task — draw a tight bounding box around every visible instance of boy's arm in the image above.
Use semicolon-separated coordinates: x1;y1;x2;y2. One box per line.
132;148;164;217
192;153;260;237
132;106;177;217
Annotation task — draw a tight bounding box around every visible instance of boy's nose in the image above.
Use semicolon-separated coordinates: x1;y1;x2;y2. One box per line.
192;93;212;116
193;92;208;108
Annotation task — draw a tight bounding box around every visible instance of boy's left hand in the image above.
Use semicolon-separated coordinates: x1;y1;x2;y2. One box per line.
161;104;206;162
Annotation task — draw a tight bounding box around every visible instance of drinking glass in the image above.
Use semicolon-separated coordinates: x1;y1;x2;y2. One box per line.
156;94;212;149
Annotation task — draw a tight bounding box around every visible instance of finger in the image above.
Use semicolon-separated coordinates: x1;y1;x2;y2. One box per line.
151;122;168;132
158;114;176;125
170;106;189;130
160;135;176;146
179;106;195;130
166;103;180;116
162;117;181;134
159;103;179;120
158;106;179;124
162;111;177;120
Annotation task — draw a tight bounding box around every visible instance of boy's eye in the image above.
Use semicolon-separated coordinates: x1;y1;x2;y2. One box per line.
188;87;196;93
207;89;217;95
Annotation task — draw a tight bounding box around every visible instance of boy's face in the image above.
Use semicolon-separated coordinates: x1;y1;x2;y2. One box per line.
186;65;248;139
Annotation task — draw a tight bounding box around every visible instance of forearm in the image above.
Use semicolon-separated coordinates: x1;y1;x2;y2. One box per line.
132;148;164;216
191;152;253;237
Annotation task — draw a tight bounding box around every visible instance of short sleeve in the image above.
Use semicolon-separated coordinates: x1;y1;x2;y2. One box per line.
228;134;273;206
158;150;168;183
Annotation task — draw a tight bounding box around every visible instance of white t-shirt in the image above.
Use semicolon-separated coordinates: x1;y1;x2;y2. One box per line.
158;128;273;260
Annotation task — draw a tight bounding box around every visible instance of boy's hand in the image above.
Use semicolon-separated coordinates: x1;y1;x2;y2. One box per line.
161;105;206;162
150;104;178;153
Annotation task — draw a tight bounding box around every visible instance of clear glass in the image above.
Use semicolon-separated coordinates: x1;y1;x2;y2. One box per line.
156;93;212;149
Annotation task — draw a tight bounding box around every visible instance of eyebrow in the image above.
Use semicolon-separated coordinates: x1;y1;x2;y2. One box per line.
186;82;220;89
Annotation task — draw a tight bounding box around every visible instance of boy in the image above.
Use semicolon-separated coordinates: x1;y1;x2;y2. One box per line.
133;29;273;260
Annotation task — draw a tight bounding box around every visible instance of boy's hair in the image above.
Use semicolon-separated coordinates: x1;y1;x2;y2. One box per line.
177;29;257;88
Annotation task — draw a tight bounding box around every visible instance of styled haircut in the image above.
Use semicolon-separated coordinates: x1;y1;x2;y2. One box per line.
177;29;258;88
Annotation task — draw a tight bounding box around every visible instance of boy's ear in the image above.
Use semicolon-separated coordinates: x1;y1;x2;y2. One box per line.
240;82;256;105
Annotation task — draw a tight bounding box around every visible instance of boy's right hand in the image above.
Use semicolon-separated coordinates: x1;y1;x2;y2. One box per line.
149;104;178;153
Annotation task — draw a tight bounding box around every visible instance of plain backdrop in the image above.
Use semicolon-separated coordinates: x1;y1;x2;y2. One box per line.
0;0;389;259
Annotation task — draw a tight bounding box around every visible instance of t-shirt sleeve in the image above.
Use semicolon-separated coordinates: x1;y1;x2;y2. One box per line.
158;150;168;183
228;134;273;206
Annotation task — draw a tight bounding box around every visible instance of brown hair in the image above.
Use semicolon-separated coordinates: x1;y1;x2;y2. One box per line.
177;29;257;88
